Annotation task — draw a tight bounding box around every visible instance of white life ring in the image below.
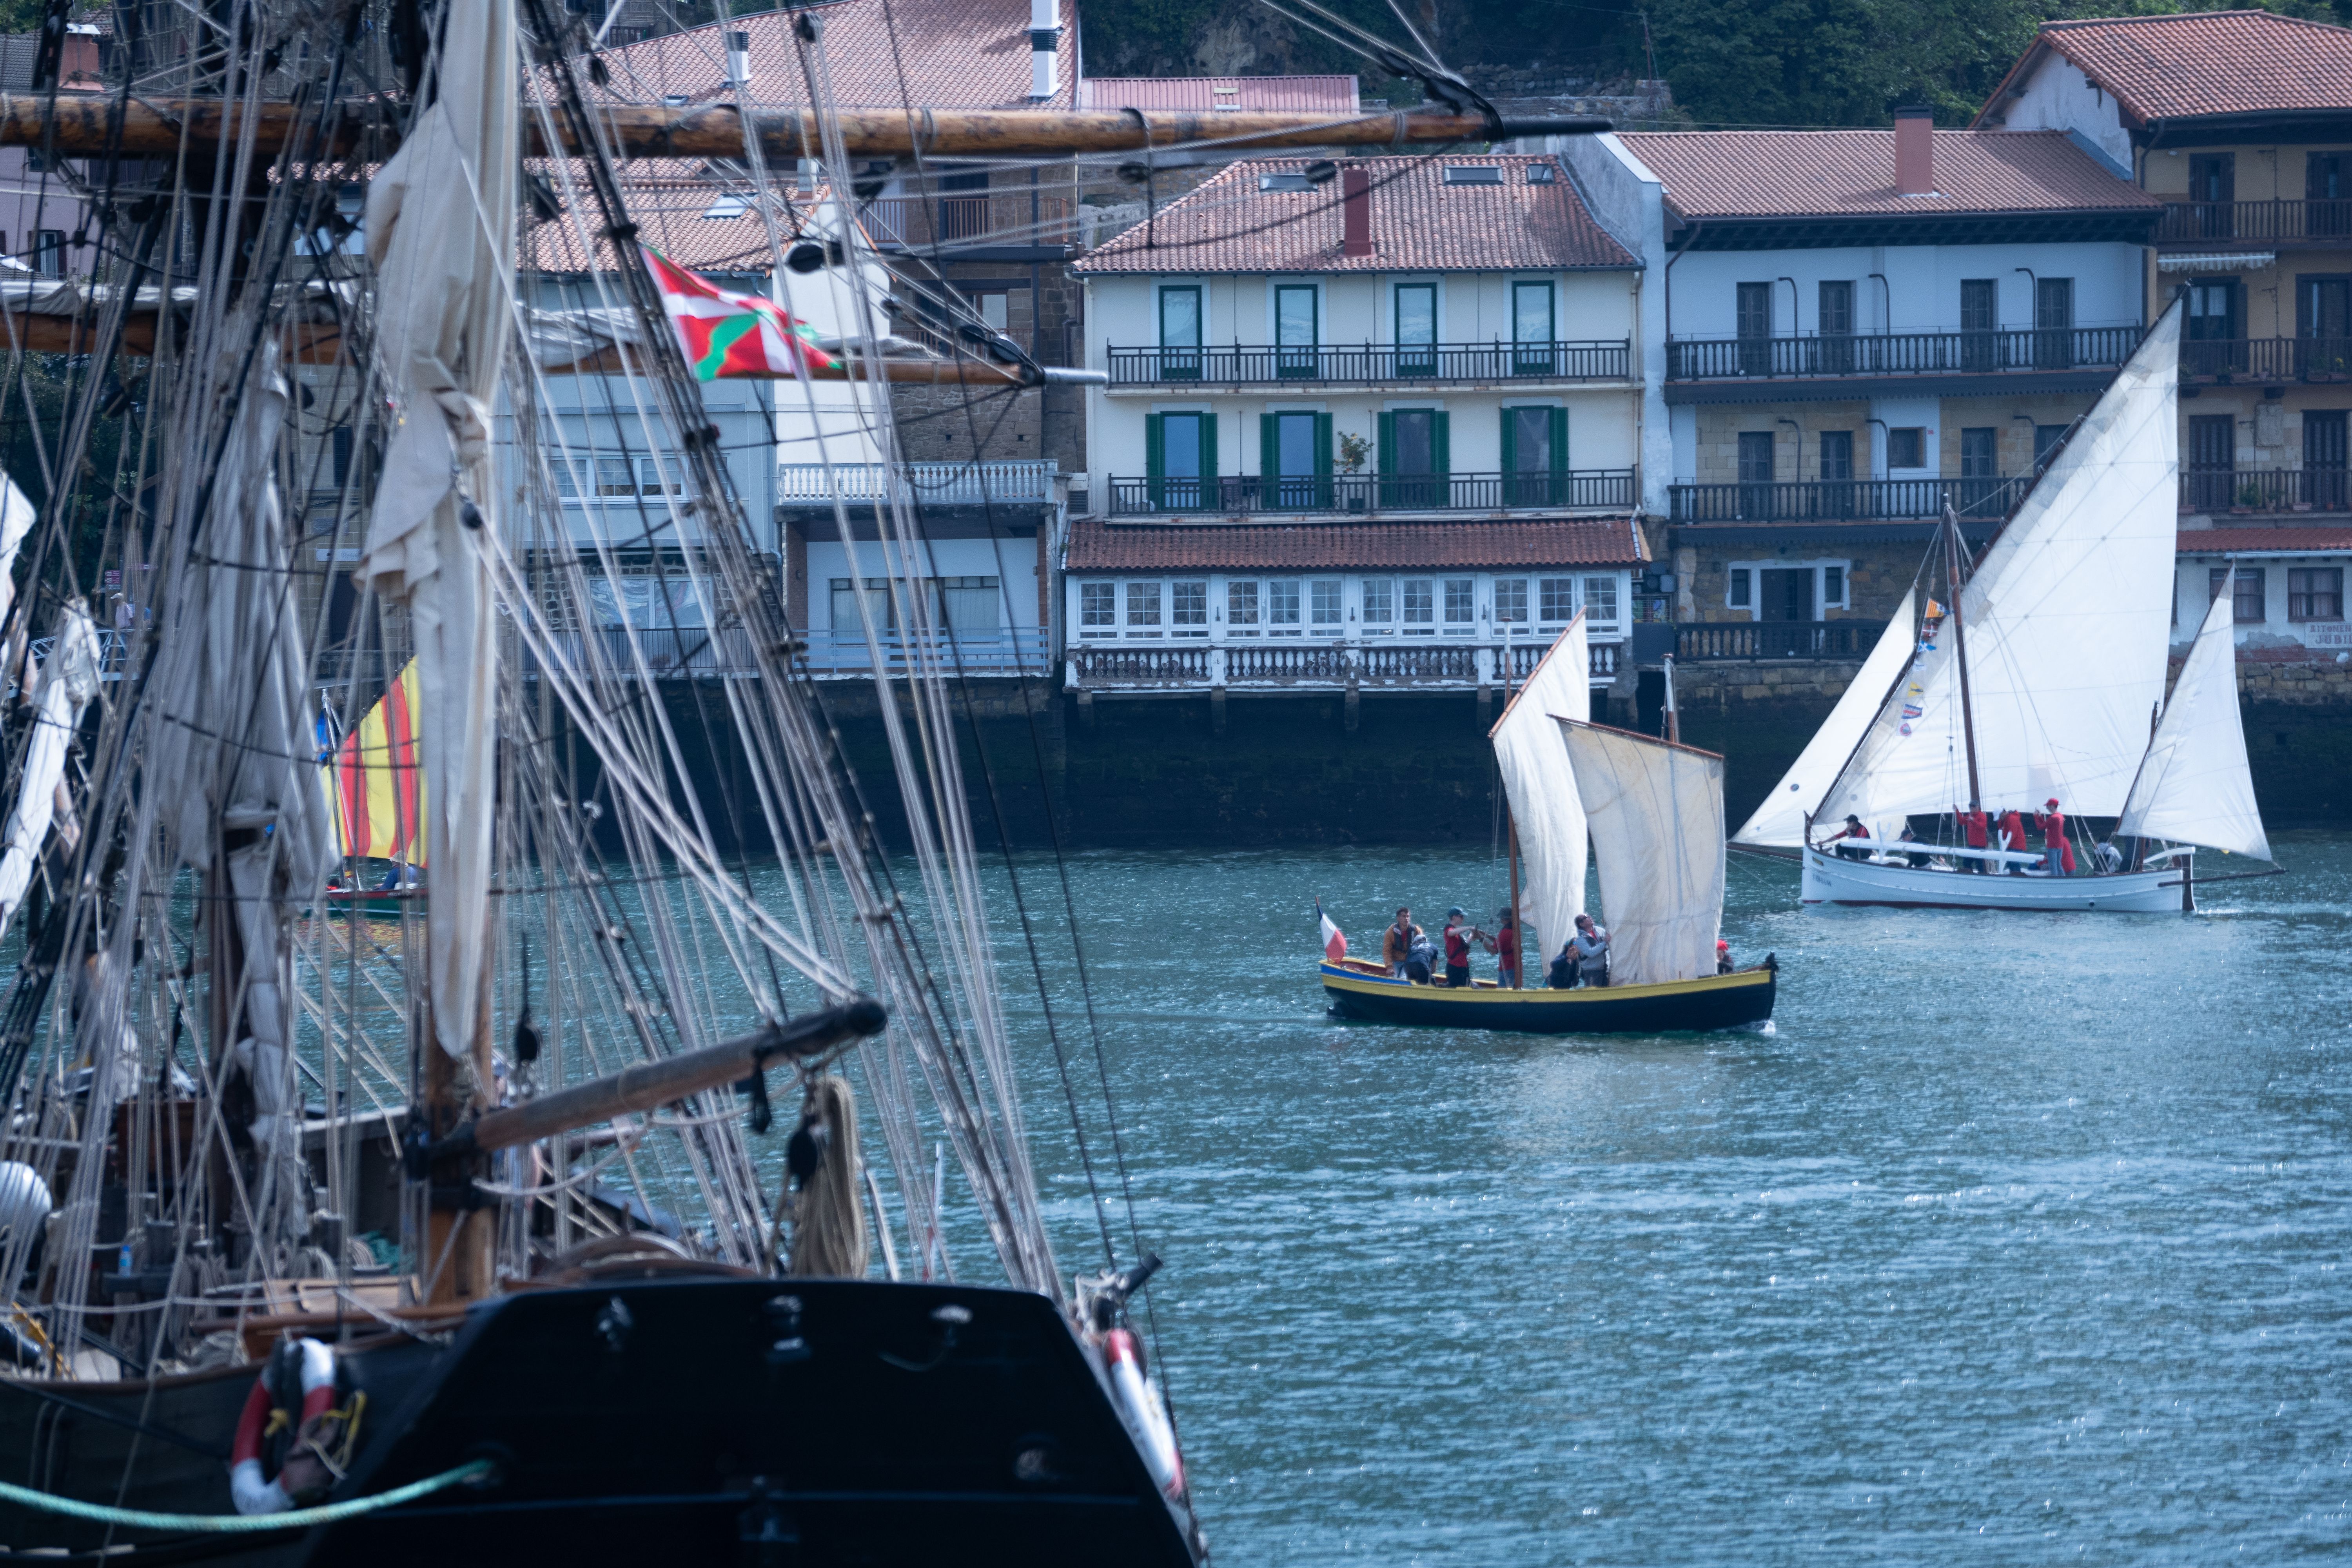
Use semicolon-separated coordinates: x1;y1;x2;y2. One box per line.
1102;1327;1184;1501
229;1338;336;1515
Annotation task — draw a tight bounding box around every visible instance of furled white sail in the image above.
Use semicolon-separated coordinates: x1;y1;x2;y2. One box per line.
1734;588;1917;848
1817;308;2181;835
0;604;99;938
1557;721;1724;985
360;0;517;1062
2120;589;2270;860
1489;614;1589;957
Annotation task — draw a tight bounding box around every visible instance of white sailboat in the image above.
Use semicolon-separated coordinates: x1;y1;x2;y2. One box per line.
1739;307;2270;912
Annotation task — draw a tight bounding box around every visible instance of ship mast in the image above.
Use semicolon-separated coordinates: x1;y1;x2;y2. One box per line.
1942;505;1984;811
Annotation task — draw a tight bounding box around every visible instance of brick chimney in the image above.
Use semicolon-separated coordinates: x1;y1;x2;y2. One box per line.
1342;164;1372;257
1895;106;1935;196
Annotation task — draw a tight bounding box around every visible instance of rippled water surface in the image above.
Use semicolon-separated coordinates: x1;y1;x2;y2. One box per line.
984;834;2352;1564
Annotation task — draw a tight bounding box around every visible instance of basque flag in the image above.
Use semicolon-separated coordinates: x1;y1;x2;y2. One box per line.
1315;899;1347;962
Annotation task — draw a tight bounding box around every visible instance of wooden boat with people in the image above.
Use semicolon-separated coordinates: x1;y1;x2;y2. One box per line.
1319;956;1776;1033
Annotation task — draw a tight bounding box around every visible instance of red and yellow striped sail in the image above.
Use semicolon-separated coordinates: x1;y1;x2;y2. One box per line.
324;659;426;865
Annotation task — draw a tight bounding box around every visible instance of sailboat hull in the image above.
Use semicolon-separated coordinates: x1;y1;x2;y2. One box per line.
1800;850;2189;912
1320;961;1776;1033
0;1278;1202;1566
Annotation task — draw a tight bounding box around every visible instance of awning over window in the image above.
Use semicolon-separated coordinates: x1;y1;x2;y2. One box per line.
2158;252;2275;272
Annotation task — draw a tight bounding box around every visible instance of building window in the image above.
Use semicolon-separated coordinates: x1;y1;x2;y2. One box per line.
1125;580;1163;635
1172;579;1209;635
1395;282;1437;373
1728;568;1752;609
1887;427;1925;470
2034;277;2075;367
1227;579;1260;634
1512;281;1555;372
831;577;893;631
1443;165;1504;185
1267;578;1302;634
1402;577;1434;633
1275;283;1318;376
1443;577;1475;627
2290;566;2343;622
1494;578;1528;625
1960;278;1998;369
1310;578;1343;630
1159;285;1202;377
1822;564;1846;609
1737;431;1775;484
2213;566;2266;624
1817;280;1855;370
1960;428;1998;510
2034;424;2070;468
1078;581;1116;635
1362;577;1394;632
972;290;1010;332
1538;576;1575;625
1147;410;1215;510
1583;575;1619;625
931;575;1001;631
33;230;62;278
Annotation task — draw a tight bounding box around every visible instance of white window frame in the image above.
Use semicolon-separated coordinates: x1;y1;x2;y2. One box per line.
1077;579;1117;639
1171;578;1210;637
1123;579;1165;638
1722;558;1852;621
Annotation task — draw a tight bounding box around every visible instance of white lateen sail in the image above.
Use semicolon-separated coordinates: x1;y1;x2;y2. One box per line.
1558;722;1724;985
1734;587;1917;848
1817;308;2181;835
2120;589;2271;860
1489;614;1589;957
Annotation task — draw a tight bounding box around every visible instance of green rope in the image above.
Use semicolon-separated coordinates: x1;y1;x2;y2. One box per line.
0;1458;496;1534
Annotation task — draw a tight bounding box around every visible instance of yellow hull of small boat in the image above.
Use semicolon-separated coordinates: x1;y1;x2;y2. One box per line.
1319;960;1776;1034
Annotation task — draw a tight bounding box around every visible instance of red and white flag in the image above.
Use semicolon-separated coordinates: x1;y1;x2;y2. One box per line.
1316;899;1347;963
641;245;836;382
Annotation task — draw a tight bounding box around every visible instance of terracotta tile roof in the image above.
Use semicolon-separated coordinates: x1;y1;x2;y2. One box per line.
1071;154;1637;274
2175;527;2352;553
1065;514;1648;571
1077;76;1358;113
2003;11;2352;128
594;0;1076;111
1616;130;2156;220
523;161;808;273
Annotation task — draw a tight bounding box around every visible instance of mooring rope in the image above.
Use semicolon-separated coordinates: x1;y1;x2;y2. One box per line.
0;1457;495;1533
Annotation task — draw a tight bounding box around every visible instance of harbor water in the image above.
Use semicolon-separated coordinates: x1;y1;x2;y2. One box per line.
987;832;2352;1564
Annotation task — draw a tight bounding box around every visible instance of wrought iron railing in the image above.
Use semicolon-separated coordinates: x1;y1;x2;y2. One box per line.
777;461;1058;507
2155;199;2352;245
1108;468;1638;516
1106;339;1631;385
1674;621;1887;660
1067;638;1622;688
2180;336;2352;381
862;194;1078;248
1667;476;2030;523
2181;467;2352;512
519;627;1049;679
1666;325;2141;381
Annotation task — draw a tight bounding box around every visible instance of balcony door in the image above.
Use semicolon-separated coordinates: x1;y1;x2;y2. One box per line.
1377;408;1446;509
2299;276;2352;376
1512;281;1556;375
1146;411;1216;511
2189;153;2235;238
2310;152;2350;238
1958;426;1999;515
2187;413;2235;511
1757;568;1814;623
2306;410;2348;510
1736;430;1775;518
1502;405;1566;507
1395;283;1437;376
1818;430;1855;518
1266;410;1332;509
1959;278;1999;371
2033;277;2074;369
1158;285;1202;379
1817;280;1855;373
1736;281;1772;375
2184;278;2243;377
1275;285;1319;379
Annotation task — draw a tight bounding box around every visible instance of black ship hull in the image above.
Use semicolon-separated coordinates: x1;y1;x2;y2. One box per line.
0;1278;1201;1565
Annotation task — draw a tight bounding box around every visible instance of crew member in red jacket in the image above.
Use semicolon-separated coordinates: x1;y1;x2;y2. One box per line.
2034;797;2077;876
1955;803;1990;874
1996;808;2031;876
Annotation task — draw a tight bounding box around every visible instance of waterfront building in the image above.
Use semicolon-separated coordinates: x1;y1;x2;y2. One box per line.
1553;124;2159;652
1063;153;1648;718
1977;9;2352;640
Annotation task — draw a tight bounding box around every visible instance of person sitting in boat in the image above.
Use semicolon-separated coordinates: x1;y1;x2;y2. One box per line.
1825;814;1873;862
1403;928;1437;985
1569;914;1610;987
376;860;421;893
1997;808;2031;875
1716;939;1734;975
2034;798;2078;877
1381;908;1421;978
1548;940;1579;989
1896;826;1932;868
1440;909;1474;988
1476;908;1522;989
1955;803;1991;873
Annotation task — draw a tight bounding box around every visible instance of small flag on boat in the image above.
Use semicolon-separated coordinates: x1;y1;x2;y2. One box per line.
1316;899;1347;963
642;246;835;382
1901;703;1923;719
323;658;425;864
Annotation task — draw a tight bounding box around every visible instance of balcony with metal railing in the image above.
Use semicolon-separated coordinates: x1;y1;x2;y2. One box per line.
2180;336;2352;383
2181;467;2352;514
2155;199;2352;247
1104;339;1632;387
1067;637;1622;694
1667;475;2030;524
1673;621;1887;661
861;194;1078;252
1665;325;2141;384
1106;470;1638;518
516;626;1052;680
776;460;1060;509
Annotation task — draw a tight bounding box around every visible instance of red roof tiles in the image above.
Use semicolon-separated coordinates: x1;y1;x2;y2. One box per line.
595;0;1076;112
2176;528;2352;554
1065;515;1648;571
1996;11;2352;128
523;161;802;273
1072;155;1637;274
1078;76;1358;113
1617;131;2155;221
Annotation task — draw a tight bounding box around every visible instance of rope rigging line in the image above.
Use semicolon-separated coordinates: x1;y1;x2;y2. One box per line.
0;1456;497;1533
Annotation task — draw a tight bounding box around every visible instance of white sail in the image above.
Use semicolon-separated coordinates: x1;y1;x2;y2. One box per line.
1489;614;1589;956
360;0;517;1063
1733;588;1917;847
1818;308;2181;835
1557;722;1724;985
2120;589;2270;860
0;604;99;937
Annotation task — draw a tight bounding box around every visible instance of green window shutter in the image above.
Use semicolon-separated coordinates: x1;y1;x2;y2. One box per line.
1202;414;1219;510
1549;406;1569;506
1315;412;1333;507
1260;412;1278;508
1377;412;1396;475
1145;413;1164;509
1433;410;1451;479
1500;408;1518;477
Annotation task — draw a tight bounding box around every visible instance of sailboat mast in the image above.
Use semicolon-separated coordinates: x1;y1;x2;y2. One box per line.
1507;818;1523;989
1943;506;1984;810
